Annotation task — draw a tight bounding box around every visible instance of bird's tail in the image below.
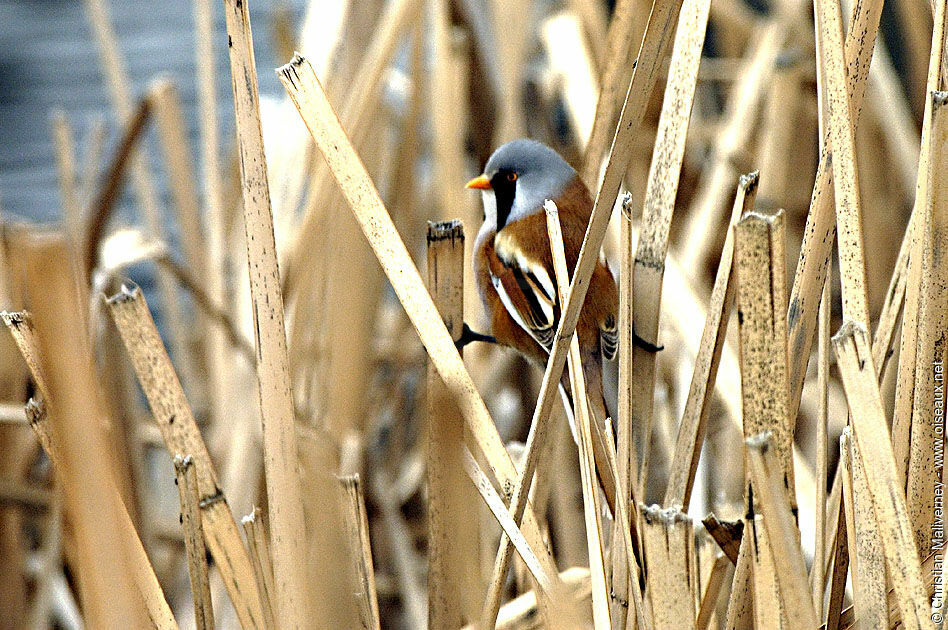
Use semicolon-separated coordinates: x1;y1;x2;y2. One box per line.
558;354;617;517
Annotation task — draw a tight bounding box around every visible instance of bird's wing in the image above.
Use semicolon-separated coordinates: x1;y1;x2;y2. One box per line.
489;230;557;350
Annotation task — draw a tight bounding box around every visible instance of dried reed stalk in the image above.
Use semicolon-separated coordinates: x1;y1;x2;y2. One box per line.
734;211;795;510
172;455;215;630
678;22;781;272
664;171;757;508
903;0;948;557
626;0;710;500
149;79;212;367
25;235;150;628
833;324;929;629
79;116;107;206
50;111;81;245
906;88;948;556
601;419;649;629
83;0;197;389
426;220;482;627
546;201;610;628
745;432;818;629
83;95;152;276
2;311;178;629
824;486;849;630
241;509;277;630
276;54;569;620
814;0;870;327
105;285;264;628
748;512;783;627
582;0;641;186
812;263;831;617
756;53;803;207
641;506;696;629
339;475;382;630
723;523;754;628
194;0;228;438
695;553;728;630
222;2;311;626
785;0;883;417
838;429;887;628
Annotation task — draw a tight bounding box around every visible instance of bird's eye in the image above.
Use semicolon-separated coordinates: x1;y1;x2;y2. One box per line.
506;172;518;182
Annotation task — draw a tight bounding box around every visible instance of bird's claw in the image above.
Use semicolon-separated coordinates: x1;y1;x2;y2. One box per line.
631;327;664;353
456;323;497;350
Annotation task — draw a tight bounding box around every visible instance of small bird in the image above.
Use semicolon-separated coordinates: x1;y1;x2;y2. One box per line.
463;138;621;509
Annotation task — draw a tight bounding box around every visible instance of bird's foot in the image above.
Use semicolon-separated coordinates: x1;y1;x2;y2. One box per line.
631;327;664;353
456;323;496;350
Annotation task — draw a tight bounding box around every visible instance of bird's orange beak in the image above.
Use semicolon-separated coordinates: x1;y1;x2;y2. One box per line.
465;174;492;190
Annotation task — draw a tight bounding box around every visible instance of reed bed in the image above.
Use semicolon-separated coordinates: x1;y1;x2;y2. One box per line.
0;0;946;628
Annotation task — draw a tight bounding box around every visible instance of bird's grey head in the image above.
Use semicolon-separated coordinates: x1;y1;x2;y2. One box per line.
473;139;577;233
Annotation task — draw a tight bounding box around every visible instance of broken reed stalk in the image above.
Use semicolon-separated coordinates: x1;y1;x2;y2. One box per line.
734;210;795;512
545;201;610;629
641;506;696;629
172;455;215;630
276;53;572;622
339;475;382;630
838;429;887;628
833;323;929;629
1;315;178;630
663;170;757;509
25;235;150;628
426;220;481;627
241;509;277;630
694;552;728;630
221;2;311;626
745;432;818;629
105;284;264;628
